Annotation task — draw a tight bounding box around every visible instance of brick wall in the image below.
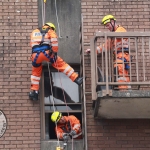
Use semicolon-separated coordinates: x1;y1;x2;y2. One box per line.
1;0;150;150
0;0;40;150
82;0;150;149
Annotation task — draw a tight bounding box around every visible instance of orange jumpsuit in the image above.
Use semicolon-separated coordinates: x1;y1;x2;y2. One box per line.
30;25;78;91
97;25;131;89
56;116;82;139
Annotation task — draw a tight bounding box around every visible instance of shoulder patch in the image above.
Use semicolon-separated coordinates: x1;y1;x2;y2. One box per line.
33;32;42;37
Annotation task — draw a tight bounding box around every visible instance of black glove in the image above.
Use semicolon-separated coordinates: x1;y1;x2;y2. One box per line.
69;130;77;136
62;133;69;141
49;52;57;63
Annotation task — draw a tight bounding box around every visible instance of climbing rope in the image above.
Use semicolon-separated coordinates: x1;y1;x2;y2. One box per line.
47;59;74;150
52;60;74;150
47;62;61;147
54;0;61;38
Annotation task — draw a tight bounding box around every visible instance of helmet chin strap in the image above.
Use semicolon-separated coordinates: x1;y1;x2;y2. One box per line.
110;20;116;32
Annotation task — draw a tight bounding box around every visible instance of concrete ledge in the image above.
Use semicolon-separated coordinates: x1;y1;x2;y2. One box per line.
94;97;150;119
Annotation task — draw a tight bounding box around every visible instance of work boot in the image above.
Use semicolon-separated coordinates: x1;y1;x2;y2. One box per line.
74;77;83;85
29;90;39;101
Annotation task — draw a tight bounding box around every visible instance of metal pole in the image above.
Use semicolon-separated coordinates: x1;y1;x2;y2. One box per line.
104;33;109;95
81;15;88;150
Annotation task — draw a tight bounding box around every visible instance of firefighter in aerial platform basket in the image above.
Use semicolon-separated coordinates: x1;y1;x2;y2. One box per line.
51;111;82;141
29;22;83;101
86;15;131;90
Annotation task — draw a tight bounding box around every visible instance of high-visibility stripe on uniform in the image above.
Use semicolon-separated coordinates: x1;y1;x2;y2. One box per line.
73;124;80;130
51;43;58;46
63;66;71;74
43;39;51;42
31;39;42;42
117;77;127;81
67;69;74;77
31;81;39;85
31;75;40;80
31;39;51;43
97;46;101;53
116;40;129;50
51;38;58;42
127;85;131;88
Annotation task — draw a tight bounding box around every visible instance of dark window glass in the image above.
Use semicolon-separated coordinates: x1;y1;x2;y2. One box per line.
43;70;82;139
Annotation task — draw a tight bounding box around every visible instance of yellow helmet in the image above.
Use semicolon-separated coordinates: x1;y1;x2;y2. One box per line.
51;111;62;123
45;22;56;31
101;15;116;25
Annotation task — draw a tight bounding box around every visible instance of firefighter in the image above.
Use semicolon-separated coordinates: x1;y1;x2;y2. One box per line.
86;15;131;90
29;22;83;101
51;111;82;140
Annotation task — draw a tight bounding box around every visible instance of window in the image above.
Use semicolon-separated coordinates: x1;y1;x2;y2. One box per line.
40;65;82;140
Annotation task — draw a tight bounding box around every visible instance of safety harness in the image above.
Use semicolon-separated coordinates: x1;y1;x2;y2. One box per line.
110;20;116;32
32;27;57;67
60;121;71;133
115;48;132;70
60;120;73;138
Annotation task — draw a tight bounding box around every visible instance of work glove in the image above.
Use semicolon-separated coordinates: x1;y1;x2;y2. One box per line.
69;130;77;136
49;52;57;63
62;133;69;141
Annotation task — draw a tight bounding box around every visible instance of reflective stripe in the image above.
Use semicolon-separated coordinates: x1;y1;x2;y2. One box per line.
102;46;105;52
63;66;71;74
73;124;80;130
31;39;51;42
51;38;58;42
117;77;127;81
31;75;40;80
116;40;129;49
31;81;39;85
51;43;58;46
44;39;51;42
67;69;74;77
97;46;101;53
72;131;82;138
128;85;131;88
31;39;42;42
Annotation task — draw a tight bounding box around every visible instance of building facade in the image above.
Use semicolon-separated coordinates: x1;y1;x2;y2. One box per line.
1;0;150;150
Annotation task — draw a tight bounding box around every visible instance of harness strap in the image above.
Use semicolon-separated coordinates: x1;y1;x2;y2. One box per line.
117;57;130;70
32;53;41;67
38;27;50;45
32;45;51;53
60;121;71;133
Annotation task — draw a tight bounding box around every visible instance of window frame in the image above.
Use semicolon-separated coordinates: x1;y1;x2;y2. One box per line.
40;64;83;140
